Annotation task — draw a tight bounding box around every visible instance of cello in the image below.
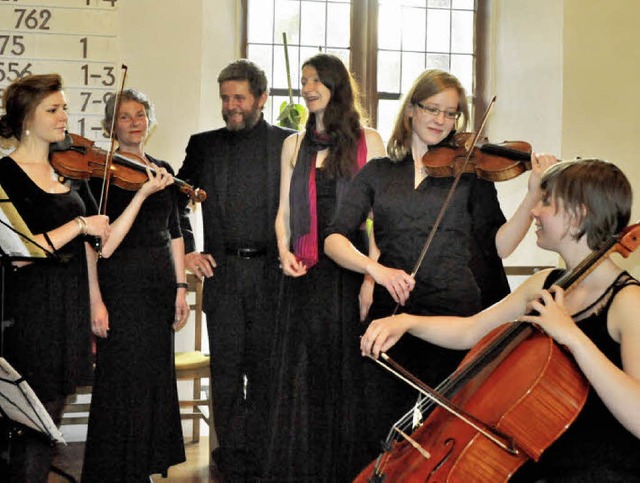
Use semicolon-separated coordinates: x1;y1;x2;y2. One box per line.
355;221;640;482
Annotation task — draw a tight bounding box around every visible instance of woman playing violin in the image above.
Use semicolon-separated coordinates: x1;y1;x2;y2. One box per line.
81;89;187;481
0;74;110;482
361;159;640;481
324;69;556;466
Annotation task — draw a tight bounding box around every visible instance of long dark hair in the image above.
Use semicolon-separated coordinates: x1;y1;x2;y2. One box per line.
303;53;367;178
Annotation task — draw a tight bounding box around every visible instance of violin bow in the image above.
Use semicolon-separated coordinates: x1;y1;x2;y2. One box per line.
391;95;497;316
98;64;128;218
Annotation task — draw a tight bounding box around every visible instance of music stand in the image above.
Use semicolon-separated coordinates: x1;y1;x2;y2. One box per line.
0;357;64;444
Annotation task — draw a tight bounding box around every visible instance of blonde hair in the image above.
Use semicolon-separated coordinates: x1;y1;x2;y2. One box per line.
387;69;469;162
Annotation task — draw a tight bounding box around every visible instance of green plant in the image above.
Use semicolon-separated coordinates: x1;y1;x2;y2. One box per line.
277;32;307;131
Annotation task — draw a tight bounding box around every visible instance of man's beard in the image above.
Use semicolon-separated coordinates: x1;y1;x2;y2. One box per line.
223;107;262;131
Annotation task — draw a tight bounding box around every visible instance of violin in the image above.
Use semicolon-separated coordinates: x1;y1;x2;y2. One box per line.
356;223;640;482
423;132;533;182
49;132;207;203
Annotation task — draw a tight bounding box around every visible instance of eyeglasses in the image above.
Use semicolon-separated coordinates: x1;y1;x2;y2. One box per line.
414;101;461;120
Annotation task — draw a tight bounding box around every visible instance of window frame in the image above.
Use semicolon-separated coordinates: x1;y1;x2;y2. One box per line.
240;0;489;131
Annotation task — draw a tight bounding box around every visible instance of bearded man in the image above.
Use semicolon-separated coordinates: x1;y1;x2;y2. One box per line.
177;59;293;481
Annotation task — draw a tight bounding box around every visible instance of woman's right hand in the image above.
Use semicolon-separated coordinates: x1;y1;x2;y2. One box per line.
91;299;110;338
367;263;415;305
279;250;307;277
84;214;111;241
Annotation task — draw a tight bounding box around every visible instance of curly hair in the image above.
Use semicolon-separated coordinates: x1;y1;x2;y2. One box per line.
302;53;368;179
102;88;156;136
0;73;63;141
217;59;269;99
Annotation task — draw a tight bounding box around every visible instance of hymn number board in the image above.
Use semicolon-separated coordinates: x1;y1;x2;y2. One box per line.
0;0;119;145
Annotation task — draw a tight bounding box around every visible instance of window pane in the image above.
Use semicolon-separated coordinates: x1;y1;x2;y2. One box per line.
426;9;451;53
426;53;451;71
452;0;474;9
451;10;473;53
450;54;473;95
247;0;274;44
274;0;301;45
428;0;451;7
377;99;400;144
327;3;350;48
300;1;326;47
300;46;322;65
324;48;350;66
378;3;402;50
275;45;301;92
247;44;275;87
377;50;401;94
401;52;426;93
402;7;427;51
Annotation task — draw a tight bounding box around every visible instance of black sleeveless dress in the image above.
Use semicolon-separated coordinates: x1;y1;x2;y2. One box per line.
514;269;640;482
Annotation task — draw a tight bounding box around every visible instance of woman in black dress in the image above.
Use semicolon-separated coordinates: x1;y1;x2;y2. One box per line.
324;69;556;468
81;89;188;482
0;74;110;482
265;53;386;481
361;159;640;481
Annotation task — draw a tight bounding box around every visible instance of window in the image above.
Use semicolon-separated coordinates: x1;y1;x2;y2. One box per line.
243;0;478;142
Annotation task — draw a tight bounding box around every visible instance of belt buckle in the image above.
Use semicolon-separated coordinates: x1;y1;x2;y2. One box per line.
237;248;252;259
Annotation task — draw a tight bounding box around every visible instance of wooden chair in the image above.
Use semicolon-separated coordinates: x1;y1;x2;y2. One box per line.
175;273;217;451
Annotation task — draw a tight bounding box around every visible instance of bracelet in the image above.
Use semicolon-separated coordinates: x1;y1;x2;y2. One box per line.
176;282;189;290
75;216;88;236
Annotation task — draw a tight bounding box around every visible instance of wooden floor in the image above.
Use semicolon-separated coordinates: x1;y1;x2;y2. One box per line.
48;438;219;483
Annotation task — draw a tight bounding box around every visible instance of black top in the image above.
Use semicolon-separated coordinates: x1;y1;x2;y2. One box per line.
326;154;509;317
176;118;293;314
89;155;181;248
176;117;293;256
0;156;96;401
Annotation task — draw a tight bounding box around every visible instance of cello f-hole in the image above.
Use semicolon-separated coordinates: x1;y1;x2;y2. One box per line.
427;438;456;481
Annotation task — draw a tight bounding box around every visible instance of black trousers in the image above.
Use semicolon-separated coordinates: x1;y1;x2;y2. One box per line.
205;255;281;479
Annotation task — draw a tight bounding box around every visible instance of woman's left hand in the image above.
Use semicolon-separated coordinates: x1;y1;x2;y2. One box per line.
517;285;581;347
173;292;190;331
139;164;174;198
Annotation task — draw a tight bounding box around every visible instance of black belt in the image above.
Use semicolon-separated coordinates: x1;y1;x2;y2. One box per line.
224;246;267;259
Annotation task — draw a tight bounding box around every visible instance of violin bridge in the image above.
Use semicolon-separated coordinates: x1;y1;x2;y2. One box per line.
412;403;423;429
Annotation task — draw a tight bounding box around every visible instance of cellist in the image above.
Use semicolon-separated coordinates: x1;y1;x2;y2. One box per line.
361;159;640;481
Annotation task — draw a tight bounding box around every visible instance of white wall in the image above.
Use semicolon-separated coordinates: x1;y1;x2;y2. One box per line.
117;0;241;170
486;0;565;270
485;0;640;278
